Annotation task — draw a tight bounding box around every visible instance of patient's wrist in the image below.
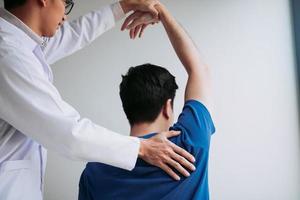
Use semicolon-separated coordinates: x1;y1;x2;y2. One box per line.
155;3;167;20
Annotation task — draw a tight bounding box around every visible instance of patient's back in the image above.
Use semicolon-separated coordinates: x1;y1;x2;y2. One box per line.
79;100;215;200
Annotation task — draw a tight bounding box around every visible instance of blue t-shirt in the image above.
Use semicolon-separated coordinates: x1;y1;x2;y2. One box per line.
79;100;215;200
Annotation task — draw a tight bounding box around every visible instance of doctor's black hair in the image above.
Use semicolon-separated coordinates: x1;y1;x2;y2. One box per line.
4;0;27;10
120;63;178;126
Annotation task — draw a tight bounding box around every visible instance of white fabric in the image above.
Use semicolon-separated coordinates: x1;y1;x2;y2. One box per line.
0;3;139;200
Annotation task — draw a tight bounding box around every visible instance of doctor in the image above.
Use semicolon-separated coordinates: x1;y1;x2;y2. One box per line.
0;0;196;199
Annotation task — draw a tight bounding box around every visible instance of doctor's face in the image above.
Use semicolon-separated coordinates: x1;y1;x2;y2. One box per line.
41;0;67;37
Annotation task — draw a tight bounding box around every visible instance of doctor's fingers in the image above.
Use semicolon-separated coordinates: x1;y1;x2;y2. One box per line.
163;130;181;137
130;28;135;39
127;16;157;30
162;131;196;164
167;140;196;164
159;163;181;181
165;157;191;178
121;11;143;31
133;25;142;39
139;24;148;38
129;26;136;39
130;24;148;39
122;11;158;31
129;25;141;39
167;143;196;172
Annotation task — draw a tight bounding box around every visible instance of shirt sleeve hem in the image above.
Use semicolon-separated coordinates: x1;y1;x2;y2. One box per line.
110;2;126;22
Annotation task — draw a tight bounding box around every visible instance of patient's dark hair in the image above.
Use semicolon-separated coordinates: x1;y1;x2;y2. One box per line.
120;63;178;126
4;0;27;10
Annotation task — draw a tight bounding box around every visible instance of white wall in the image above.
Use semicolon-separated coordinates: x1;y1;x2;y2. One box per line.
20;0;297;199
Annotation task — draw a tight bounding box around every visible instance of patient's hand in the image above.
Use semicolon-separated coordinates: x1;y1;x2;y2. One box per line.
121;11;159;39
139;131;196;181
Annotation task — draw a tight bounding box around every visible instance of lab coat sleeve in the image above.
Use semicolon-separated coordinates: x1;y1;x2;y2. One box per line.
43;3;122;65
0;50;140;171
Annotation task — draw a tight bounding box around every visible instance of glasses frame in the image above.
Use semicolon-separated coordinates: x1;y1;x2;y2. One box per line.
64;0;74;15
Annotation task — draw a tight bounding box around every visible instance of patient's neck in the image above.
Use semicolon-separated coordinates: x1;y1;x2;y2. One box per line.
130;117;170;137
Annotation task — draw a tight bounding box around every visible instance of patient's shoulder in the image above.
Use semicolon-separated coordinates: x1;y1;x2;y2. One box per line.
170;100;216;150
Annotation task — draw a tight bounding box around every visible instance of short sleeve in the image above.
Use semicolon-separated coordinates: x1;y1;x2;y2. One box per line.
170;100;215;150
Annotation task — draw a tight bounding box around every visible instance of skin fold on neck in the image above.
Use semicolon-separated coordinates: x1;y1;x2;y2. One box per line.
130;114;171;137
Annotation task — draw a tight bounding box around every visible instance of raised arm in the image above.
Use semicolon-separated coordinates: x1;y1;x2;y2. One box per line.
158;4;212;110
122;4;212;109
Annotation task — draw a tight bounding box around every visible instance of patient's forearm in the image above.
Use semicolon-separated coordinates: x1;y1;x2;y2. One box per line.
156;4;212;106
157;5;205;74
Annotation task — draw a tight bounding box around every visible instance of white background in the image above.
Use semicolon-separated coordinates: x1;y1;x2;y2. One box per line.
2;0;299;199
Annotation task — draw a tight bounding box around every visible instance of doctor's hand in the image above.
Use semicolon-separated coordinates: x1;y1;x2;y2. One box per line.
139;131;196;181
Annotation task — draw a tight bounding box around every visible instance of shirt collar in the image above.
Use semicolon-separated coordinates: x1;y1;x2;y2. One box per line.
0;8;44;49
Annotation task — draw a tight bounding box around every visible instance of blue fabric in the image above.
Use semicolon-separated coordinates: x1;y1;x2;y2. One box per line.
79;100;215;200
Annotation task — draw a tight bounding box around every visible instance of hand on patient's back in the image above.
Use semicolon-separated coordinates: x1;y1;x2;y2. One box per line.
121;11;159;39
139;131;196;181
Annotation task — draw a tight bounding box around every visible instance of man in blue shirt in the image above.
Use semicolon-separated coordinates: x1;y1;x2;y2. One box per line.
79;2;215;200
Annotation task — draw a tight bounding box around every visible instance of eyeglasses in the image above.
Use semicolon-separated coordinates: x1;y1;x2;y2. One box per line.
64;0;74;15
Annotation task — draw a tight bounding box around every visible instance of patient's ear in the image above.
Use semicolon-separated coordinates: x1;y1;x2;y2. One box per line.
162;99;173;120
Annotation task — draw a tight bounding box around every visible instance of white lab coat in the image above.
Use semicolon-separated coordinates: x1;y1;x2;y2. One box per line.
0;4;140;200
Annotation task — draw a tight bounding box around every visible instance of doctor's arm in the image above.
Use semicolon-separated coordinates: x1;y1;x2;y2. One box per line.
0;52;139;170
0;52;195;179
